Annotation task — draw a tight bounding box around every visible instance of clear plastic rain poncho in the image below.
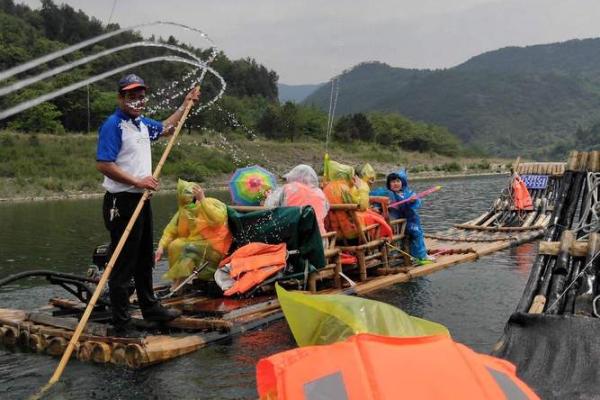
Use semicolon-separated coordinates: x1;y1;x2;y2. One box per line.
264;165;330;235
158;179;232;281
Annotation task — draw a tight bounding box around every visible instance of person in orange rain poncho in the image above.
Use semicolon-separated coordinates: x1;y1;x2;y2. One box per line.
322;155;391;241
155;179;232;287
264;164;329;235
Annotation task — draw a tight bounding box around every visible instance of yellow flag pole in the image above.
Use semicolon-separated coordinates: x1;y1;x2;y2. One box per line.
32;87;199;399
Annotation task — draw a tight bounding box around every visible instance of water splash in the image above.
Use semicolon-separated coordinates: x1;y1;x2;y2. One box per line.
0;19;273;172
0;56;226;121
0;41;207;97
0;21;217;82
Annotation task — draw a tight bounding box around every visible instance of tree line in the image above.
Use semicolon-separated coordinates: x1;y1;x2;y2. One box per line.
0;0;464;156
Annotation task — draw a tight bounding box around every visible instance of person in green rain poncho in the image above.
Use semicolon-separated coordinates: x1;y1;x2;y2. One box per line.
155;179;232;287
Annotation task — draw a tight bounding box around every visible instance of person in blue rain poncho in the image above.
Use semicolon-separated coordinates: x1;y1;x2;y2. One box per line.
370;170;434;263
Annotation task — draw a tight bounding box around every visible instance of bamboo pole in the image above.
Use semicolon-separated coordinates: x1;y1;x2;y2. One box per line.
34;87;199;398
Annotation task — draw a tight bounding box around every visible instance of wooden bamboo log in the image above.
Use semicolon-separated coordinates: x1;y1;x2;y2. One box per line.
17;329;31;351
164;316;233;332
222;299;280;321
3;325;18;347
481;212;501;227
592;151;600;172
455;224;545;232
91;341;112;363
521;211;539;228
46;336;68;357
539;240;592;257
28;312;108;337
28;333;48;353
77;341;93;362
125;336;208;369
111;343;128;366
566;151;579;171
0;326;8;345
357;251;367;281
125;344;148;369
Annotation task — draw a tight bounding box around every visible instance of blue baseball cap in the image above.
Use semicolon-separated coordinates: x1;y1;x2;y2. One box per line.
118;74;147;92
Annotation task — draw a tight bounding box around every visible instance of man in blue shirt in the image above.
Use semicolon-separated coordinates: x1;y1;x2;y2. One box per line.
96;74;199;335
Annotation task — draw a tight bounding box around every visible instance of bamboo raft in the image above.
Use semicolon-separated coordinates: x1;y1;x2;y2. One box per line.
492;150;600;399
0;158;574;368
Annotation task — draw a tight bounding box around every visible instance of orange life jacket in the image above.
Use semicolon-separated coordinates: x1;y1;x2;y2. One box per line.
257;333;539;400
512;174;533;211
219;243;287;296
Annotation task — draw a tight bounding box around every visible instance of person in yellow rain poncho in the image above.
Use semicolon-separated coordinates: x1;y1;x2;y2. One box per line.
323;155;391;240
155;179;232;286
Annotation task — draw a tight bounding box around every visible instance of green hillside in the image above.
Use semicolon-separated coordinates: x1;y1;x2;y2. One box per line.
304;40;600;158
0;0;466;160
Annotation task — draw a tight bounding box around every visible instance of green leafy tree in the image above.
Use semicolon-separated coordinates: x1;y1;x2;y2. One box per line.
8;102;64;133
280;101;299;142
257;105;282;139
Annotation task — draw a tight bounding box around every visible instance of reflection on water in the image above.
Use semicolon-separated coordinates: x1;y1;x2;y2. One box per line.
0;174;535;399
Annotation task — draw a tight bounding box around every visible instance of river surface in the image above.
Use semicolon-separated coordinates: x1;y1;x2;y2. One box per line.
0;174;536;399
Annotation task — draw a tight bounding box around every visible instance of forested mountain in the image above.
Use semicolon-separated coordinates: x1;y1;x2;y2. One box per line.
304;40;600;158
278;83;323;103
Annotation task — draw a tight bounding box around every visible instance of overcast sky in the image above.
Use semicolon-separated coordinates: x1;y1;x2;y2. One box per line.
17;0;600;84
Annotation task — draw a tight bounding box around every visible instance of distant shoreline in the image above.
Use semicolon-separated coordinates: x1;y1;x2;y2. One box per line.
0;171;506;204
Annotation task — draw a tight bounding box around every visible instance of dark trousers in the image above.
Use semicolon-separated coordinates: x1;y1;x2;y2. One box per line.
103;192;157;325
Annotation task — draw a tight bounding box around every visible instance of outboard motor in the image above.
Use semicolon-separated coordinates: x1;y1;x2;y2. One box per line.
88;244;110;280
88;243;135;299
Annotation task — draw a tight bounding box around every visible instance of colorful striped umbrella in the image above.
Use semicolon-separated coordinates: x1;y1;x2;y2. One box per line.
228;165;277;206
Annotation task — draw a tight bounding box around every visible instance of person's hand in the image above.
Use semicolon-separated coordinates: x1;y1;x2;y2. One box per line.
193;185;205;202
351;175;360;187
185;86;200;106
154;247;164;263
408;194;417;203
135;176;159;191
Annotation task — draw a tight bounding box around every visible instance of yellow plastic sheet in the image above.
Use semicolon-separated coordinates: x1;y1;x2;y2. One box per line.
276;284;449;346
323;153;354;182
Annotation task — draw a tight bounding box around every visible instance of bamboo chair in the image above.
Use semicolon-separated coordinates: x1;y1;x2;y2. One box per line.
326;204;389;281
368;197;409;269
307;231;342;292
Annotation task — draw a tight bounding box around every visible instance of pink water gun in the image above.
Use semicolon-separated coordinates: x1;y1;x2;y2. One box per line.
389;185;442;208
